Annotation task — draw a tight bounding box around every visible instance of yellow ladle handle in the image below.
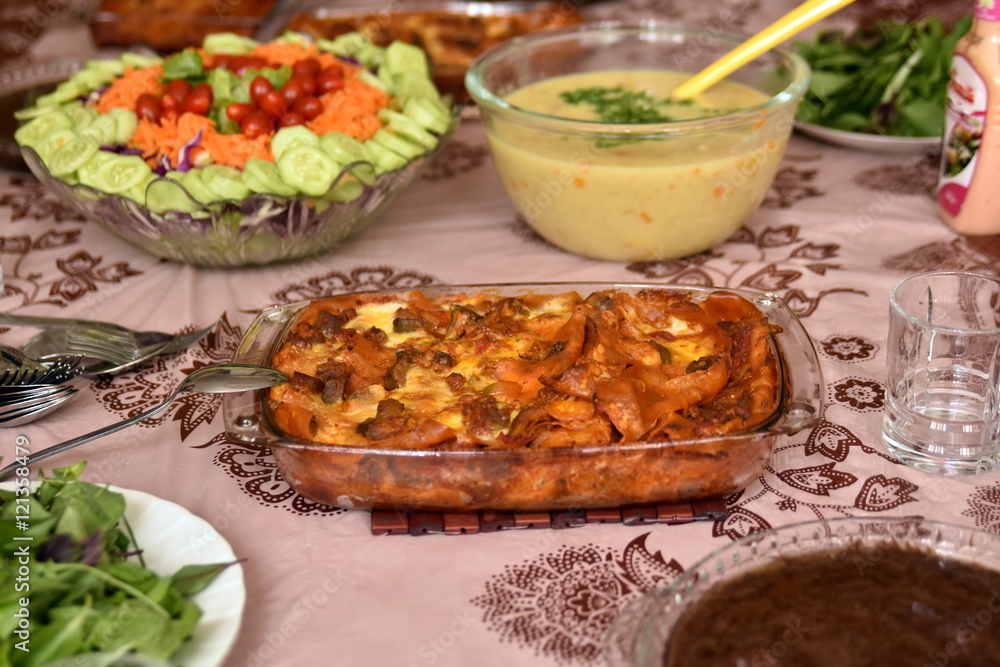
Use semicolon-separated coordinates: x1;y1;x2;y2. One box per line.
672;0;858;100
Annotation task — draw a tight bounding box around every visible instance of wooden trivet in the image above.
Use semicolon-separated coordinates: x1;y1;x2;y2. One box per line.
370;498;728;536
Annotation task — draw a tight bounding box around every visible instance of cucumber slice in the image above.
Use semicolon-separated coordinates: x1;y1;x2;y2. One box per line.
49;135;100;176
403;98;451;135
123;172;158;204
34;81;87;107
371;128;422;160
275;31;311;48
178;169;218;204
392;71;441;103
108;108;138;144
35;129;78;164
276;145;341;197
378;109;438;150
13;104;60;121
94;154;152;193
14;110;72;147
63;103;98;130
242;158;298;197
77;150;117;189
202;32;258;55
329;177;364;203
319;133;376;185
84;59;126;77
201;164;251;201
366;141;408;174
147;175;202;213
384;41;431;78
120;53;162;69
359;69;390;94
271;125;320;162
79;114;119;145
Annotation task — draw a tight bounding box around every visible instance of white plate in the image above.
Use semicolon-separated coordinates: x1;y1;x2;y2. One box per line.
794;121;941;154
1;482;245;666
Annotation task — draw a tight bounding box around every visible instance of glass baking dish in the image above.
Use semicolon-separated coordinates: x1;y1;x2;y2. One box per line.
262;1;583;100
223;283;824;511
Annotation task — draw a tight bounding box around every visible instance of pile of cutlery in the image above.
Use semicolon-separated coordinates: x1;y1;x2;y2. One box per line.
0;313;217;426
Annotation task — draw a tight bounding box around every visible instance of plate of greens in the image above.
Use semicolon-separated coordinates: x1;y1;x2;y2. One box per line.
793;15;970;152
0;464;244;666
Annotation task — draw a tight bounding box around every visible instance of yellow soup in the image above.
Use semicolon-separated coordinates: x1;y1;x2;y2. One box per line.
486;70;788;262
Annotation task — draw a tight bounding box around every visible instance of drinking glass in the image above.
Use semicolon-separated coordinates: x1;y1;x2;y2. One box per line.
882;271;1000;475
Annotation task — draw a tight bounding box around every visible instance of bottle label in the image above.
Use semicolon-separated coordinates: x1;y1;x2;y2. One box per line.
975;0;1000;22
938;54;988;216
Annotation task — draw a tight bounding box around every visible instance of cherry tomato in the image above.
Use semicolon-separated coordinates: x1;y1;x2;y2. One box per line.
161;94;180;113
292;58;321;79
291;73;316;96
135;93;162;123
316;71;344;95
226;102;256;123
321;64;343;79
278;112;306;127
213;55;231;70
246;56;268;70
180;83;213;116
293;95;323;120
249;75;273;105
230;55;249;74
241;111;274;138
281;78;303;105
164;79;192;103
259;90;287;117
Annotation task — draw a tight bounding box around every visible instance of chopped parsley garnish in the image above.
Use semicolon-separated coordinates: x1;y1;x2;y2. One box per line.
559;86;688;123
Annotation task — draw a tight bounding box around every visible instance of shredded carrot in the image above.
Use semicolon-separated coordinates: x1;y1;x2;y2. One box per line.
95;65;164;115
307;78;391;141
200;127;273;168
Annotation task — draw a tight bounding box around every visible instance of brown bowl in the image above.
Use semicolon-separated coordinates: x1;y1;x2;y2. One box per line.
223;283;823;511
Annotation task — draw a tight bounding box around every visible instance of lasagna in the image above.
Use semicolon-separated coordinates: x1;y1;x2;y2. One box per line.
268;288;780;450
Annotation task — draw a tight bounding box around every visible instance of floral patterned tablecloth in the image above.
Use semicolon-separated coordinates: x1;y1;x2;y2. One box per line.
3;1;1000;666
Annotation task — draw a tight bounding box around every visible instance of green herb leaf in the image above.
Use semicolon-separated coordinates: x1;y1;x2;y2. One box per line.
161;49;204;82
794;16;972;136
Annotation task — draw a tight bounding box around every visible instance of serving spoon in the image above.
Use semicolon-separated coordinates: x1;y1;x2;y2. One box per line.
672;0;859;100
0;363;288;480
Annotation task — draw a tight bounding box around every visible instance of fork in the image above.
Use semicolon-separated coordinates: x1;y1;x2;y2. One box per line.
0;313;218;354
25;321;217;375
0;344;82;385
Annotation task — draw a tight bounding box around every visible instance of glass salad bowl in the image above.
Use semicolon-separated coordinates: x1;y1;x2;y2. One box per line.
14;32;458;268
20;134;454;268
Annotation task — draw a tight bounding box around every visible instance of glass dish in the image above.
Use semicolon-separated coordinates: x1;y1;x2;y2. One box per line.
89;0;279;52
604;517;1000;666
269;1;583;101
464;22;811;262
223;283;823;511
19;114;457;268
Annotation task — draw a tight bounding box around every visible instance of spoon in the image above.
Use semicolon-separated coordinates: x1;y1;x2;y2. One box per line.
0;385;78;426
672;0;858;100
0;364;288;479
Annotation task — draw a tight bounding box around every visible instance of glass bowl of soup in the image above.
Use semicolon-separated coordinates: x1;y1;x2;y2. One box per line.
464;22;811;262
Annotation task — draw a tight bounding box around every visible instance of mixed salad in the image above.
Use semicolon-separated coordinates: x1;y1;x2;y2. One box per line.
794;16;970;137
0;463;233;666
13;31;453;211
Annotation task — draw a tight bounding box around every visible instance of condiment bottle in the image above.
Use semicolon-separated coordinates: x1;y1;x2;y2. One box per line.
937;2;1000;235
